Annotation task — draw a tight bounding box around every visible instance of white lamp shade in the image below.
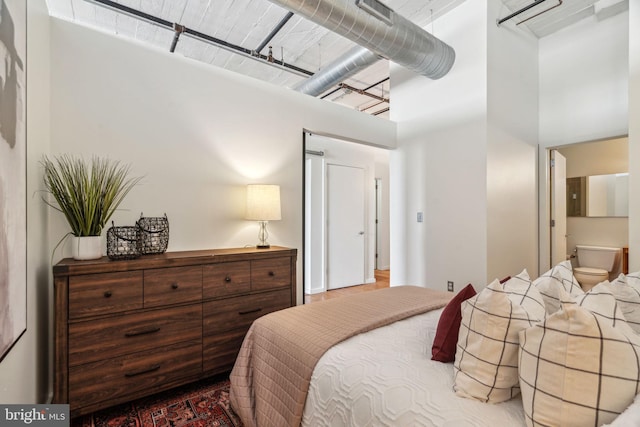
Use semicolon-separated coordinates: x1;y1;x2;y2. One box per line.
246;184;281;221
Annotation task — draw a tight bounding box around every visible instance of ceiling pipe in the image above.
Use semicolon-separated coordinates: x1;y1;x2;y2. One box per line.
360;100;385;112
320;76;388;100
339;83;389;103
169;23;185;53
255;11;295;55
364;77;390;90
517;0;562;25
497;0;548;25
84;0;314;78
267;0;455;81
294;45;381;96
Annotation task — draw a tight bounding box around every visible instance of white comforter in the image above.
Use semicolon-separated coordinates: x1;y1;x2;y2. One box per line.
301;308;527;427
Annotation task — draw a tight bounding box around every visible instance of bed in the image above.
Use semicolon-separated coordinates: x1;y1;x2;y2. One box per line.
300;307;526;427
229;285;525;427
229;275;640;427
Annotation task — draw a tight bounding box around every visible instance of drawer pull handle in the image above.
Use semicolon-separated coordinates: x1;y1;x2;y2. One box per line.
171;283;179;290
124;364;161;377
268;271;275;277
124;327;161;337
239;308;262;315
104;291;112;298
225;276;232;283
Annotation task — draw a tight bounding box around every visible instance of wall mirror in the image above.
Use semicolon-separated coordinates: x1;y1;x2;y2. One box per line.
567;173;629;217
558;136;628;218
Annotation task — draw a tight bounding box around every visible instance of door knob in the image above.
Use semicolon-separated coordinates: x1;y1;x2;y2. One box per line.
358;231;364;235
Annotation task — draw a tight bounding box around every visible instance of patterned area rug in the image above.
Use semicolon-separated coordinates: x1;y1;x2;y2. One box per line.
72;376;243;427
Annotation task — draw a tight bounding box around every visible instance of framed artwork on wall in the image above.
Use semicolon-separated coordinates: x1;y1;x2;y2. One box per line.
0;0;27;362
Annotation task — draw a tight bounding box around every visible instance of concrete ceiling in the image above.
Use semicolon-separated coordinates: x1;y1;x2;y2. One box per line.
45;0;628;119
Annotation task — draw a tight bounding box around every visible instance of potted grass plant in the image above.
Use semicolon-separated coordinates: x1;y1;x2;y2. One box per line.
42;155;142;260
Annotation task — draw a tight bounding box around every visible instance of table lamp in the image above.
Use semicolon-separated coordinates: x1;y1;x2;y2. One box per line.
245;184;281;249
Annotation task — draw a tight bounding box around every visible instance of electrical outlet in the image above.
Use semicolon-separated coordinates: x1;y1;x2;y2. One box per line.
447;281;454;292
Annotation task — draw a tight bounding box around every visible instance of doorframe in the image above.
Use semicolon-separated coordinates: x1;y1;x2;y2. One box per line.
549;149;567;267
539;145;555;275
302;130;390;302
539;135;629;275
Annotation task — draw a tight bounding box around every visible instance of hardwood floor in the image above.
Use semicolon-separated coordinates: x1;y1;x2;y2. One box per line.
304;270;390;304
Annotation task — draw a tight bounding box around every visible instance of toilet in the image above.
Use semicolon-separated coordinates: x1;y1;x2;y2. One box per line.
573;245;621;291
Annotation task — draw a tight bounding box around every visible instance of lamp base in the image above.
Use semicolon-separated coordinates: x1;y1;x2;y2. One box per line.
256;221;271;249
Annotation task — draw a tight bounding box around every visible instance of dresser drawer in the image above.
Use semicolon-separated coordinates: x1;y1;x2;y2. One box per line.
203;261;251;299
203;329;246;374
68;304;202;366
69;341;202;410
251;257;291;291
69;271;143;319
144;266;202;308
203;288;291;334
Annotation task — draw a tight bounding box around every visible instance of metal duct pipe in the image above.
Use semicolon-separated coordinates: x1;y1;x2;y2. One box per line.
268;0;455;80
294;46;381;96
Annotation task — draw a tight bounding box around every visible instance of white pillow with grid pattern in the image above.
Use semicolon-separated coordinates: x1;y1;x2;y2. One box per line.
560;281;636;336
610;273;640;334
454;270;545;403
533;260;583;315
519;290;640;427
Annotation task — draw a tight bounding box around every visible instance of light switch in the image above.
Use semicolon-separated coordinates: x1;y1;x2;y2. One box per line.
417;212;423;223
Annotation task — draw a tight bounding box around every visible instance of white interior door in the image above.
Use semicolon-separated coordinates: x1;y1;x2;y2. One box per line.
327;164;365;290
551;150;567;266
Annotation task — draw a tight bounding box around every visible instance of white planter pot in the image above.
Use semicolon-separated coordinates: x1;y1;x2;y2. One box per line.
72;236;103;260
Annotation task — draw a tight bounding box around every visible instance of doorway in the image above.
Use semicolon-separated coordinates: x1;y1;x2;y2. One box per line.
303;132;390;302
544;136;629;273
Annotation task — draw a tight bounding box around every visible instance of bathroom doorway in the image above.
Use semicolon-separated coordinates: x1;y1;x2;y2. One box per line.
546;136;629;274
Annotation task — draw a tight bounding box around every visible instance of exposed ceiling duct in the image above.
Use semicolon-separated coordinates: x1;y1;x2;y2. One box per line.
268;0;456;93
294;46;381;96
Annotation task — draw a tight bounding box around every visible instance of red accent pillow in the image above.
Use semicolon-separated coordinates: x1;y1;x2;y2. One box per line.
431;283;477;362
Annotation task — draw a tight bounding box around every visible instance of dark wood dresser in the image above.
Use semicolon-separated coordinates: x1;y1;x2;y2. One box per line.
52;246;297;417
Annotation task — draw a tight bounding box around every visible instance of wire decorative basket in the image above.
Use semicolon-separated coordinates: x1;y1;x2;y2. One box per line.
106;222;141;260
136;213;169;254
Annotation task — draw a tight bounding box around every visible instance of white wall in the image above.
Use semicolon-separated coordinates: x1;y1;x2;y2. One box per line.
374;151;390;270
566;218;628;259
0;0;51;405
539;12;629;146
559;137;628;177
390;0;538;291
538;11;632;272
47;18;397;305
486;0;539;281
390;0;489;291
630;0;640;272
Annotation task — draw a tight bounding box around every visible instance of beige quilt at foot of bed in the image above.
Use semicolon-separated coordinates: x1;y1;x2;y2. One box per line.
230;285;453;427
